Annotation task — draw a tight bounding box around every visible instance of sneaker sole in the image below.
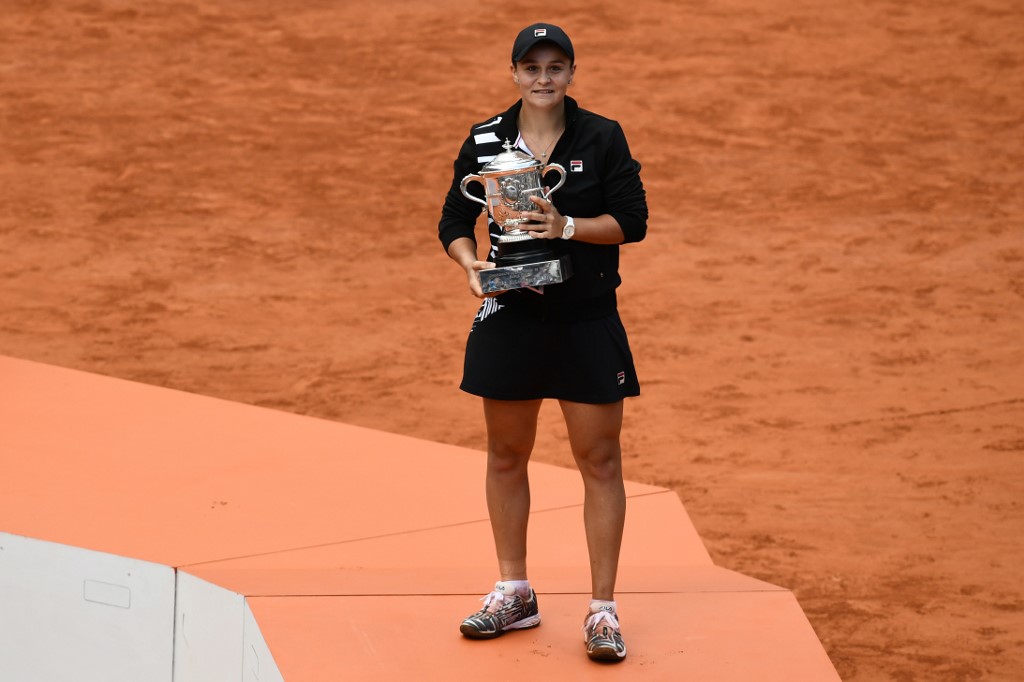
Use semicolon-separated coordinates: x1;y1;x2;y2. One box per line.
460;614;541;639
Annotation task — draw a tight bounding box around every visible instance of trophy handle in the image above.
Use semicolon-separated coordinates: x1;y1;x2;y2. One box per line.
459;174;488;207
540;163;567;199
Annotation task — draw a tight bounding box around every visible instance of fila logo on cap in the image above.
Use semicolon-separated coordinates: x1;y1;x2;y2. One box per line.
534;28;547;37
570;160;584;172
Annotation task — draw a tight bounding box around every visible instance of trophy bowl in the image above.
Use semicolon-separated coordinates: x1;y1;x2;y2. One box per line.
460;140;572;292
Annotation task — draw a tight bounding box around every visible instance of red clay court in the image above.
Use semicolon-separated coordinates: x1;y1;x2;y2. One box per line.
1;1;1022;679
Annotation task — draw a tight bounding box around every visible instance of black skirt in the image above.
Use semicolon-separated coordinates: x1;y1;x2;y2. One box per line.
460;295;640;404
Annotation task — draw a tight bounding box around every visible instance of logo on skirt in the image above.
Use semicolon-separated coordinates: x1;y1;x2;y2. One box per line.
617;371;625;386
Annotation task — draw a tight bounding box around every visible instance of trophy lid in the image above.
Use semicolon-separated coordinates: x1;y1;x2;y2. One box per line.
480;139;543;173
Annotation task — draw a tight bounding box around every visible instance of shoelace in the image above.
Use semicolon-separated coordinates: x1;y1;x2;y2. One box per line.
481;590;509;614
583;609;619;635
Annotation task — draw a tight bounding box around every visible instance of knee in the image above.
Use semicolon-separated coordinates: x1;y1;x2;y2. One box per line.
576;442;623;484
487;441;531;475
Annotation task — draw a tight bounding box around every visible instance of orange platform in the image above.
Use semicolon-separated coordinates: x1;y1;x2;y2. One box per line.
0;355;839;680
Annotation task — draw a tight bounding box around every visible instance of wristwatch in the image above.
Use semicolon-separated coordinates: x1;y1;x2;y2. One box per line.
561;216;576;240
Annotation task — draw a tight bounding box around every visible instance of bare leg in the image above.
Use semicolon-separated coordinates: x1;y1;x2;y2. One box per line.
483;398;543;582
559;399;626;601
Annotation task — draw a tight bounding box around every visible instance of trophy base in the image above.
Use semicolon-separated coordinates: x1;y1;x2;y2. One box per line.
479;255;573;294
495;233;556;266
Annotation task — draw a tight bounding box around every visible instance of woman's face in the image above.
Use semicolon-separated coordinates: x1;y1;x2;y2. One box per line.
511;44;575;110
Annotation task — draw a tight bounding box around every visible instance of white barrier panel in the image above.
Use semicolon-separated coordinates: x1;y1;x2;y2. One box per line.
172;570;282;681
173;571;246;682
243;600;285;682
0;533;175;682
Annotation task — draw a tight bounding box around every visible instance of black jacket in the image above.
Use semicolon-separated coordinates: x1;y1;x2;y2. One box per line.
439;97;647;317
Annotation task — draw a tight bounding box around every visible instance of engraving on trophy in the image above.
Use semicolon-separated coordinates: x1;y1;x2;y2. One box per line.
500;174;538;208
494;174;539;227
502;178;522;202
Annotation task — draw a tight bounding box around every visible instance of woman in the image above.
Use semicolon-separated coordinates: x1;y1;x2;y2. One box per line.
437;22;647;663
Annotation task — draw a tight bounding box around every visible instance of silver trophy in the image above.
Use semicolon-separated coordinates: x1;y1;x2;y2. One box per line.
460;140;572;293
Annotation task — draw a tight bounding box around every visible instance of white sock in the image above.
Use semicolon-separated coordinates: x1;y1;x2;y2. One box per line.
496;580;532;598
590;599;617;614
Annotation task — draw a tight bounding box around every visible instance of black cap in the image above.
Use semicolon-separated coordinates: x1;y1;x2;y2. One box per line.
511;23;574;64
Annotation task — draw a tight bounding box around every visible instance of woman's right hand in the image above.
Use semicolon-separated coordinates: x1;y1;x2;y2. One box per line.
466;260;497;298
446;238;496;299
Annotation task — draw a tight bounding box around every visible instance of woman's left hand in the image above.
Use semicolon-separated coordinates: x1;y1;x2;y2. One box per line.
524;193;568;240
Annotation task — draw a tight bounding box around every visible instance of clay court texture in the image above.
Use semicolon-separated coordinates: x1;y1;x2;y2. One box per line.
1;0;1022;679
